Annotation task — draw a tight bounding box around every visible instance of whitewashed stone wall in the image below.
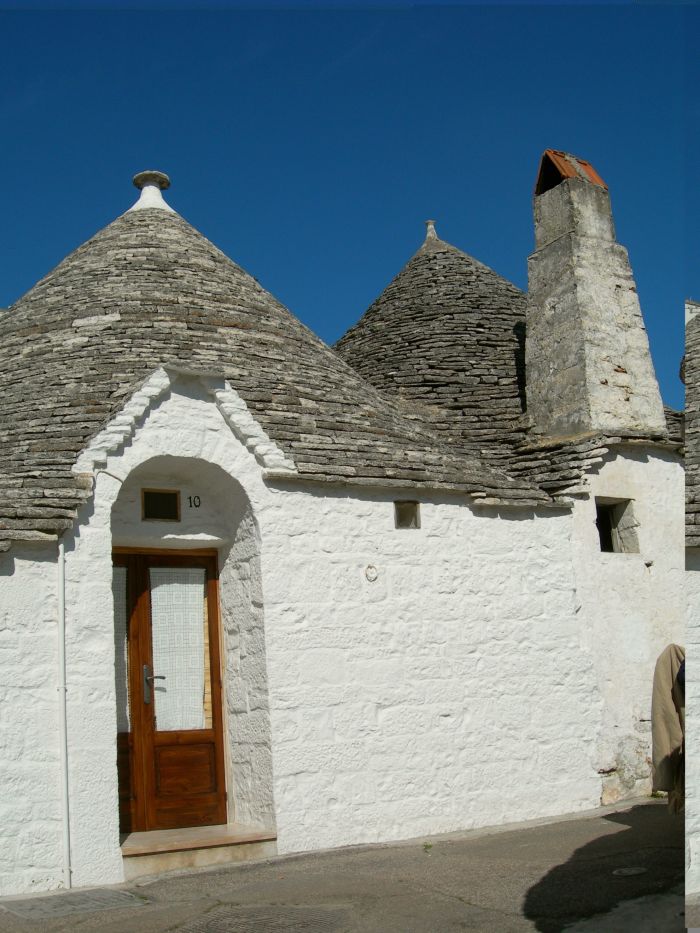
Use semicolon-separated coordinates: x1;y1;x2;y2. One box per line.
262;495;602;853
686;548;700;892
0;374;683;894
0;544;62;894
570;447;685;804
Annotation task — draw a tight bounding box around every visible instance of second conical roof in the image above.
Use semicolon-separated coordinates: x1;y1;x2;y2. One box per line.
336;230;527;457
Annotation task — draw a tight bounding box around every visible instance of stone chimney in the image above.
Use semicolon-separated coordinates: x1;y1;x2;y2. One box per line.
525;149;667;438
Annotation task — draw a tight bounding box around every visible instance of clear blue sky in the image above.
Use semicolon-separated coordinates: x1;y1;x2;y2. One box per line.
0;4;694;409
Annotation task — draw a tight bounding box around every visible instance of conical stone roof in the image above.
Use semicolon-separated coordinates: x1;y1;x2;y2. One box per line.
0;190;546;549
335;227;528;463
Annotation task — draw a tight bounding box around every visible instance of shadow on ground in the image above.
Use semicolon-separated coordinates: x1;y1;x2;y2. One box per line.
522;803;683;932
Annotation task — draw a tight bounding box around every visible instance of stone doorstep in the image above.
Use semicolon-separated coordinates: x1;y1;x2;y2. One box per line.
121;823;276;856
121;824;278;882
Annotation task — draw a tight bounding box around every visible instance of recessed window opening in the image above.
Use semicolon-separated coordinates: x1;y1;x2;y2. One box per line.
595;498;638;553
142;488;181;522
394;501;420;529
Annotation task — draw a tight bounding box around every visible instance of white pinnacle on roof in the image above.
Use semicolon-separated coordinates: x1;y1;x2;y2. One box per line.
424;219;438;241
127;170;175;213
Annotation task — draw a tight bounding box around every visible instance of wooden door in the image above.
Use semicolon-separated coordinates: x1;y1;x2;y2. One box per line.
113;551;227;832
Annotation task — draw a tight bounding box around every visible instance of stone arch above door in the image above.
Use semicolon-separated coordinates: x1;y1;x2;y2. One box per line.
110;452;275;835
111;455;252;551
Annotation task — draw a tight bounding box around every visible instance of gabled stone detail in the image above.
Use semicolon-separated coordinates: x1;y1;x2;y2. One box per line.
210;381;297;474
73;368;173;474
73;368;297;477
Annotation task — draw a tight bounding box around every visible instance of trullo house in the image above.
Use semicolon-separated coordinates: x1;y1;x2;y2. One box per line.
0;151;684;894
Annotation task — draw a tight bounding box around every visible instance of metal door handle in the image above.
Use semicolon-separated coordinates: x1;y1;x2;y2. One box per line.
143;665;166;704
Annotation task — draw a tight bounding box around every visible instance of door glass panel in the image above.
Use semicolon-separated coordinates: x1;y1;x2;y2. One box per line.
112;566;130;732
149;567;211;732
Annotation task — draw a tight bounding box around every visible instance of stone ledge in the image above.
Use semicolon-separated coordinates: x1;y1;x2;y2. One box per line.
121;825;278;882
121;823;276;857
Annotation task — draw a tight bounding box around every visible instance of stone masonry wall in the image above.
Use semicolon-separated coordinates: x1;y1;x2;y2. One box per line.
527;179;666;439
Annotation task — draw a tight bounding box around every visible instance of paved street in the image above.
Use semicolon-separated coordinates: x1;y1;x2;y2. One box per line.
0;799;684;933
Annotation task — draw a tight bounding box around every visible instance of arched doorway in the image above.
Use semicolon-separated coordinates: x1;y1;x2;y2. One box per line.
110;456;270;835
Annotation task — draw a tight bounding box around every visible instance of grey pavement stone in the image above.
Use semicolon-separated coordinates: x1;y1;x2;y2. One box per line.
0;799;683;933
565;883;683;932
0;888;147;920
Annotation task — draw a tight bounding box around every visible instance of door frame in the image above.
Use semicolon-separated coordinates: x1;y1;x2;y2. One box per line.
113;547;227;832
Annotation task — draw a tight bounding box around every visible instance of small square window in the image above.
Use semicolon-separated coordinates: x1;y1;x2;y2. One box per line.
595;498;638;553
142;488;180;522
394;501;420;529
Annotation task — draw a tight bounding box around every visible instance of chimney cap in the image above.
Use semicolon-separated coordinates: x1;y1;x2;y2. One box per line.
535;150;607;197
